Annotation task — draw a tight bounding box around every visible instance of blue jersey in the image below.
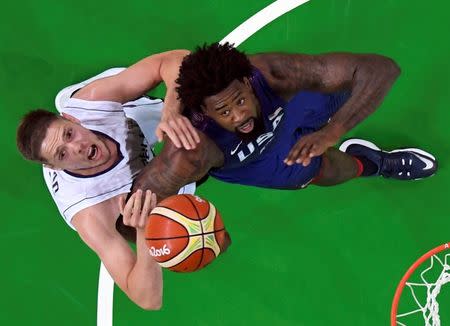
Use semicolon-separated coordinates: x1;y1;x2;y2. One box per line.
189;68;350;189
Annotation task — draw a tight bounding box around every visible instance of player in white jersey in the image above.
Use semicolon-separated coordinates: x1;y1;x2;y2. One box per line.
44;68;195;231
16;50;227;310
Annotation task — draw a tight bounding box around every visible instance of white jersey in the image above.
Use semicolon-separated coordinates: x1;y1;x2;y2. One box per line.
43;95;195;230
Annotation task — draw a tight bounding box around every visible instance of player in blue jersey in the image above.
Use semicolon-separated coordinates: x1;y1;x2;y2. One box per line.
166;43;437;189
117;43;438;225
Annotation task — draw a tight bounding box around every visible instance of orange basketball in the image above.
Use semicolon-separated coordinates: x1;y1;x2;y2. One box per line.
145;194;229;272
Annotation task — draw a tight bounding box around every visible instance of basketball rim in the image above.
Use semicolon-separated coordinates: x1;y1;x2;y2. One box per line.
391;242;450;326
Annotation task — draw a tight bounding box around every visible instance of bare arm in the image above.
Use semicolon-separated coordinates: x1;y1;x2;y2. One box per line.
132;131;224;199
250;52;401;137
72;196;162;310
73;50;199;149
73;49;189;105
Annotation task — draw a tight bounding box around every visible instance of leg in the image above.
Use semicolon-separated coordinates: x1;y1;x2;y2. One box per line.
312;147;360;186
313;137;438;186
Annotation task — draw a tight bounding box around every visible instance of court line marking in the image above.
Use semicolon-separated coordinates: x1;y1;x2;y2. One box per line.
97;262;114;326
220;0;310;47
96;0;310;325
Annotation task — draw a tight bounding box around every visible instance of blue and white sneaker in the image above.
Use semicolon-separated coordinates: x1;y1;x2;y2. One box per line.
339;138;437;180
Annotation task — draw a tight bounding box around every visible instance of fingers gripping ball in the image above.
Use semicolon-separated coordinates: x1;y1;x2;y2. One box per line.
145;195;228;272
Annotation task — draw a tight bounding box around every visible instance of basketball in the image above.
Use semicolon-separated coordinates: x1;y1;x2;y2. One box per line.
145;194;229;272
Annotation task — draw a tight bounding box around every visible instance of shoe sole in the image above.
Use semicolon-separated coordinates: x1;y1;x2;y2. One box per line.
339;138;436;180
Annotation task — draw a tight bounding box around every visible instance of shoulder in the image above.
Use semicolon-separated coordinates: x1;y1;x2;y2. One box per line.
43;164;133;228
71;74;122;102
248;54;272;80
248;52;324;99
62;98;124;120
249;53;314;79
42;166;87;198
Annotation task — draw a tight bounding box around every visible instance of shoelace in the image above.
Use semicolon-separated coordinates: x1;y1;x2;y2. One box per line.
381;153;414;177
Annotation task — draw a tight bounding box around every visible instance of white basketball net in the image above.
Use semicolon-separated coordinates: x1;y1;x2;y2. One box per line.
396;253;450;326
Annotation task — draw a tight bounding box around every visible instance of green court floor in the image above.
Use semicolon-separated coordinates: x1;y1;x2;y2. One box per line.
1;1;449;325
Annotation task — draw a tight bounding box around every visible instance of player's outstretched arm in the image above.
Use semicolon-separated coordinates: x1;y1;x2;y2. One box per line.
251;52;400;166
72;196;163;310
131;131;224;200
250;52;400;136
72;49;200;149
73;50;189;104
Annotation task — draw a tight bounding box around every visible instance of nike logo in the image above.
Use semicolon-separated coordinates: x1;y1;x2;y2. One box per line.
268;107;283;120
415;153;435;170
300;178;314;189
230;141;243;155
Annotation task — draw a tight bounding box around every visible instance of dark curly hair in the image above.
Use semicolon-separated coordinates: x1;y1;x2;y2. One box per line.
176;43;253;112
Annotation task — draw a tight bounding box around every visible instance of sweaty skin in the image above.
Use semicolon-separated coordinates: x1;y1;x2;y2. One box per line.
38;50;201;310
74;51;398;309
40;114;118;174
136;51;400;193
249;53;400;165
131;132;224;199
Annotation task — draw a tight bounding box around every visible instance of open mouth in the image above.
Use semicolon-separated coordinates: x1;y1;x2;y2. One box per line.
87;145;98;160
237;118;254;134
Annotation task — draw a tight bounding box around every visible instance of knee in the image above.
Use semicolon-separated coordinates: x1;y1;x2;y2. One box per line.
313;149;358;186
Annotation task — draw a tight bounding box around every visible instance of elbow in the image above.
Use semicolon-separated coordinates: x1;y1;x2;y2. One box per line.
167;49;191;61
131;283;164;311
140;301;162;311
353;55;401;91
389;59;401;80
383;56;401;82
136;296;163;311
177;49;191;57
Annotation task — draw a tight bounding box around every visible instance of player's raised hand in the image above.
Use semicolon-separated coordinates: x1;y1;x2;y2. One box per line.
155;109;200;150
284;129;338;166
119;189;157;229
